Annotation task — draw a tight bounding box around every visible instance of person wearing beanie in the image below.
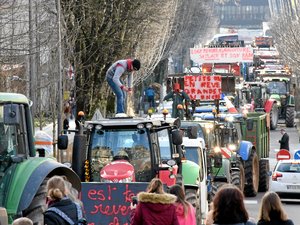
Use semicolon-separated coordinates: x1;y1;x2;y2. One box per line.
106;59;141;114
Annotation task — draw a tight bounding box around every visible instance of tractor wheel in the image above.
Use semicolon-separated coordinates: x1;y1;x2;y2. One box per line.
185;188;201;225
176;174;184;189
244;151;259;197
211;181;227;200
258;159;270;192
270;104;278;130
231;163;245;192
22;178;48;225
285;107;295;127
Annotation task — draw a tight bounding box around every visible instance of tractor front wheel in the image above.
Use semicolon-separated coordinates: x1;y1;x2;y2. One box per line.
185;188;201;225
270;104;278;130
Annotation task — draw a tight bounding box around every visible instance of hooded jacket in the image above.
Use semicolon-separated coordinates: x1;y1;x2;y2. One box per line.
131;192;179;225
174;202;196;225
44;198;81;225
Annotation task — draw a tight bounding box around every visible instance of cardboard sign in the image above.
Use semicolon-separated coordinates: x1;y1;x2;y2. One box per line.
81;182;148;225
184;75;222;100
190;47;253;64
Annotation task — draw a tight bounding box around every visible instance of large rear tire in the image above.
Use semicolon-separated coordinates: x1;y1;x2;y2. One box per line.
185;188;201;225
244;151;259;197
258;159;270;192
270;104;278;130
285;107;295;127
22;178;48;225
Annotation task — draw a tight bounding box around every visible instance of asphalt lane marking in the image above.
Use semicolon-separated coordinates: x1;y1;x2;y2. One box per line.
244;200;258;204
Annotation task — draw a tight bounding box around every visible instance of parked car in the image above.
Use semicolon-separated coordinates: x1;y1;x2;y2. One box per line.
270;159;300;197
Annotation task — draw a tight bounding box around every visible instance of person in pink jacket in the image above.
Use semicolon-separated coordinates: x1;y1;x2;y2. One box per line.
169;184;196;225
130;178;179;225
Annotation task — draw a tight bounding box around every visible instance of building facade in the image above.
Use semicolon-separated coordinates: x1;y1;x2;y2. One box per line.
215;0;271;29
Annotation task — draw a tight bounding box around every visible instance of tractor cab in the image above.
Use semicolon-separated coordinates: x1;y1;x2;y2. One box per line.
70;116;183;186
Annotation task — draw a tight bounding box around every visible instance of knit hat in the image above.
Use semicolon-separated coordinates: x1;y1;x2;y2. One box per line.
132;59;141;71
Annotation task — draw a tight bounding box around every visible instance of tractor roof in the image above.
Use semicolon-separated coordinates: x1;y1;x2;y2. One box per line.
0;92;30;104
85;116;177;128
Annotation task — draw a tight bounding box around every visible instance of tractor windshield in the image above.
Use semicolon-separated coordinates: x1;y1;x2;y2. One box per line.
267;81;287;95
89;127;151;182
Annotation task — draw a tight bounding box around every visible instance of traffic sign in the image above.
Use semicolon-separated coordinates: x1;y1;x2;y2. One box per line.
294;150;300;160
276;149;291;160
221;147;231;159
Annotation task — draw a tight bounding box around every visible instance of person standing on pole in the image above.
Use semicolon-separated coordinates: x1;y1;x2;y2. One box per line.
106;59;141;114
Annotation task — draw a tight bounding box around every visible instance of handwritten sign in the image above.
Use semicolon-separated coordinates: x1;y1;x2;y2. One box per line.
81;182;148;225
190;47;253;64
184;75;222;100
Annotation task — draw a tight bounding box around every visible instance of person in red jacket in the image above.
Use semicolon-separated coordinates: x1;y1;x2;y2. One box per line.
106;59;141;114
169;184;196;225
130;178;179;225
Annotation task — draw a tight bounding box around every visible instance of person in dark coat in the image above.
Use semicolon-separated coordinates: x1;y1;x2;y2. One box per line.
44;176;85;225
163;83;190;119
130;178;179;225
75;111;85;131
279;129;289;150
257;191;294;225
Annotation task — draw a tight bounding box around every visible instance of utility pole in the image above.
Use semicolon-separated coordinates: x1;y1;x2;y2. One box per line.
57;0;63;157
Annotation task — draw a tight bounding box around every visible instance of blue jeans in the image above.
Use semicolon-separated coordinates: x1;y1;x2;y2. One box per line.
107;77;126;113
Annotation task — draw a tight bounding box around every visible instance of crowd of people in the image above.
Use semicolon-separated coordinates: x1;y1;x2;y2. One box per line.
8;177;294;225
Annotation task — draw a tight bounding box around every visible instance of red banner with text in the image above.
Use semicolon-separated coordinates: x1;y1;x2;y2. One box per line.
184;75;222;100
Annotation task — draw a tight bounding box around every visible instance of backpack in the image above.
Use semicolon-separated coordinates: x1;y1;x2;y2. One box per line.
145;88;155;97
46;202;87;225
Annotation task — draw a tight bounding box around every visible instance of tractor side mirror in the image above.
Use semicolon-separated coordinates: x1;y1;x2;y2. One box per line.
58;135;68;150
172;129;183;145
246;119;254;131
214;152;223;168
4;104;20;125
187;126;198;139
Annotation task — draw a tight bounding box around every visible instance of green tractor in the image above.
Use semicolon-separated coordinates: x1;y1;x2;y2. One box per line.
0;93;81;224
212;112;270;197
262;76;295;127
193;111;270;197
59;116;203;224
181;120;243;200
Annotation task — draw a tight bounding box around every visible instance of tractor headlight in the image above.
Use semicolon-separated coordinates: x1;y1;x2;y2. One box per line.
213;146;221;153
228;144;237;151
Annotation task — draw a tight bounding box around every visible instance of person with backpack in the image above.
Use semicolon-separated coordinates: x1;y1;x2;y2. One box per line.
106;59;141;114
144;85;156;108
44;176;86;225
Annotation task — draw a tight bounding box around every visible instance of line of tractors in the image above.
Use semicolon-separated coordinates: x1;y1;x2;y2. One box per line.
0;37;291;225
0;90;272;225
